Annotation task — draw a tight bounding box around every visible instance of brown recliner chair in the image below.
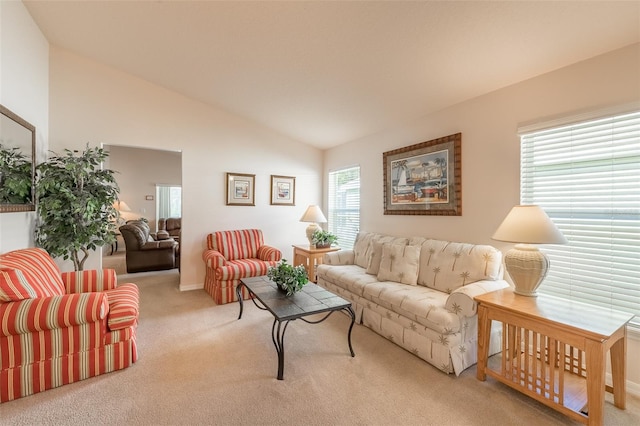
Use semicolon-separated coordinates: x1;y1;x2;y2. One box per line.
119;220;177;273
158;218;181;242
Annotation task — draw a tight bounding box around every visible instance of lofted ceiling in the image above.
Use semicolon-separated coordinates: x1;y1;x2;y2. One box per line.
24;1;640;149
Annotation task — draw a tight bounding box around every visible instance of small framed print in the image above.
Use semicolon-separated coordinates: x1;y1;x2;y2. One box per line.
226;172;255;206
145;195;154;201
270;175;295;206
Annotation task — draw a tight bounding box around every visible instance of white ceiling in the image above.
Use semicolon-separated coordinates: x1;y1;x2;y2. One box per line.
24;1;640;149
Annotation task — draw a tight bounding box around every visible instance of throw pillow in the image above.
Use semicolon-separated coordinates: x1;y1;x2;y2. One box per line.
365;240;384;275
377;243;421;285
0;268;38;302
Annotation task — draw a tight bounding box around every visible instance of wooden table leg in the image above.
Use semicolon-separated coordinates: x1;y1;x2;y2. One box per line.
609;328;627;409
585;339;606;425
476;304;490;381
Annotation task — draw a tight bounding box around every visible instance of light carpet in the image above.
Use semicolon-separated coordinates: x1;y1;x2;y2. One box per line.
1;270;638;425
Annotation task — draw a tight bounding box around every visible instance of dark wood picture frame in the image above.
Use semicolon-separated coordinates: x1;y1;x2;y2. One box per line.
383;133;461;216
226;172;255;206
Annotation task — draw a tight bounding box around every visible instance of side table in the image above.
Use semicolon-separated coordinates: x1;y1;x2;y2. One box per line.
292;244;339;283
475;289;634;425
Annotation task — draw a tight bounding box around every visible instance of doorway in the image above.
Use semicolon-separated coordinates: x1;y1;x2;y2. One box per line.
103;144;182;274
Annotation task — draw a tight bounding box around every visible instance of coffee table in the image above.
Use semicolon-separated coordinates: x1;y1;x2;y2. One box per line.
237;276;356;380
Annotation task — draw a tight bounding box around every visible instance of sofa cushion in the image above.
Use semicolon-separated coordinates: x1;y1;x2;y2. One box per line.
215;258;277;280
0;269;39;302
416;240;503;293
365;240;384;275
0;248;65;297
354;232;409;269
353;232;379;268
318;264;379;295
207;229;263;261
360;280;460;334
377;243;421;285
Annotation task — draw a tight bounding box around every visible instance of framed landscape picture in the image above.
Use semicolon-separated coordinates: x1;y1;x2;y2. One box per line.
270;175;295;206
383;133;461;216
226;172;255;206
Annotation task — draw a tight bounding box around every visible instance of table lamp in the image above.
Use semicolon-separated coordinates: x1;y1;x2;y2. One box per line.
492;205;567;297
300;205;327;246
113;200;132;226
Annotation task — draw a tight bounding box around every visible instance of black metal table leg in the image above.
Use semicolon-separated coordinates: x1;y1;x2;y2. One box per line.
346;306;356;357
236;283;244;320
271;319;290;380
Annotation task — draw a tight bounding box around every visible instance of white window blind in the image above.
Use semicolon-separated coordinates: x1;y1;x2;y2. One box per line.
520;110;640;326
328;166;360;250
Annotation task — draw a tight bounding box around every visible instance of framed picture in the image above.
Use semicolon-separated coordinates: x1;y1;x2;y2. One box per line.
226;172;255;206
270;175;296;206
383;133;461;216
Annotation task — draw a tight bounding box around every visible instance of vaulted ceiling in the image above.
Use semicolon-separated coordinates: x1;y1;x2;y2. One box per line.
24;1;640;149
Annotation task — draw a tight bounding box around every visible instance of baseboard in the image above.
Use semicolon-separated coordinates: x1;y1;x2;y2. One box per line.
179;282;204;291
608;372;640;397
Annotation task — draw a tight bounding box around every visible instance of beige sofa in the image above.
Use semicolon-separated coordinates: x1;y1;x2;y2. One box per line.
316;232;509;375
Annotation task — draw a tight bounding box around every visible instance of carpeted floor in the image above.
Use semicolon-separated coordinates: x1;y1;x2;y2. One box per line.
102;248;127;275
1;270;638;425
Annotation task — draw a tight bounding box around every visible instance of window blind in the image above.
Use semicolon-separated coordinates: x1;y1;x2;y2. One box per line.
328;166;360;250
520;110;640;326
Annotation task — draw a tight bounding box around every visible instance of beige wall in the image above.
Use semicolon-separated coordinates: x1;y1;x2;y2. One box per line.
324;43;640;393
0;1;48;253
48;47;324;287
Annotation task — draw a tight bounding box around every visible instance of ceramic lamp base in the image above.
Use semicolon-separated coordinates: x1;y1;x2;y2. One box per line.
305;223;320;246
504;244;550;297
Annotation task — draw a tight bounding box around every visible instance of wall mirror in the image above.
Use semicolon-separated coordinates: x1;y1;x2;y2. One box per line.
0;104;36;212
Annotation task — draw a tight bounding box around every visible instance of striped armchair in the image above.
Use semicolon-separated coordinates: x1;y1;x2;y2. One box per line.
203;229;282;304
0;248;139;402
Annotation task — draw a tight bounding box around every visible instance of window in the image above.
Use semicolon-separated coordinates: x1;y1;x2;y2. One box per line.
328;166;360;250
156;184;182;219
519;109;639;326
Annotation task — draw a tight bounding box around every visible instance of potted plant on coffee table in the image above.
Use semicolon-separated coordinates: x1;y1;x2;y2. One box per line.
267;259;309;296
311;230;338;249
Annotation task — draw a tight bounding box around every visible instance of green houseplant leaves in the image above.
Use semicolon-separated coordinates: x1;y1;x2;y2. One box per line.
35;144;119;271
267;259;308;296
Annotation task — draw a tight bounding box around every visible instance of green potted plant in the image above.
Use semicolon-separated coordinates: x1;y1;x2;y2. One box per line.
0;143;33;204
311;230;338;248
35;144;120;271
267;259;309;296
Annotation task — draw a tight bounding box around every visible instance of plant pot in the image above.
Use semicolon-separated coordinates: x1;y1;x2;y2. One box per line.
315;243;331;249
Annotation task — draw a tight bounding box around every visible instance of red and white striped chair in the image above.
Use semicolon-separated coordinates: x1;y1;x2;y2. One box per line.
0;248;139;402
203;229;282;304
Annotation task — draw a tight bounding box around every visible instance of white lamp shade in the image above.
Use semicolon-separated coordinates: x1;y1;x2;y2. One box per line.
492;205;567;245
300;205;327;224
114;200;132;212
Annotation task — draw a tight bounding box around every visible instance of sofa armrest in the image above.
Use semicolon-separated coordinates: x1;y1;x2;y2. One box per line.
105;283;139;331
61;269;118;293
203;249;227;269
445;280;510;317
0;293;108;336
323;250;355;266
257;245;282;262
